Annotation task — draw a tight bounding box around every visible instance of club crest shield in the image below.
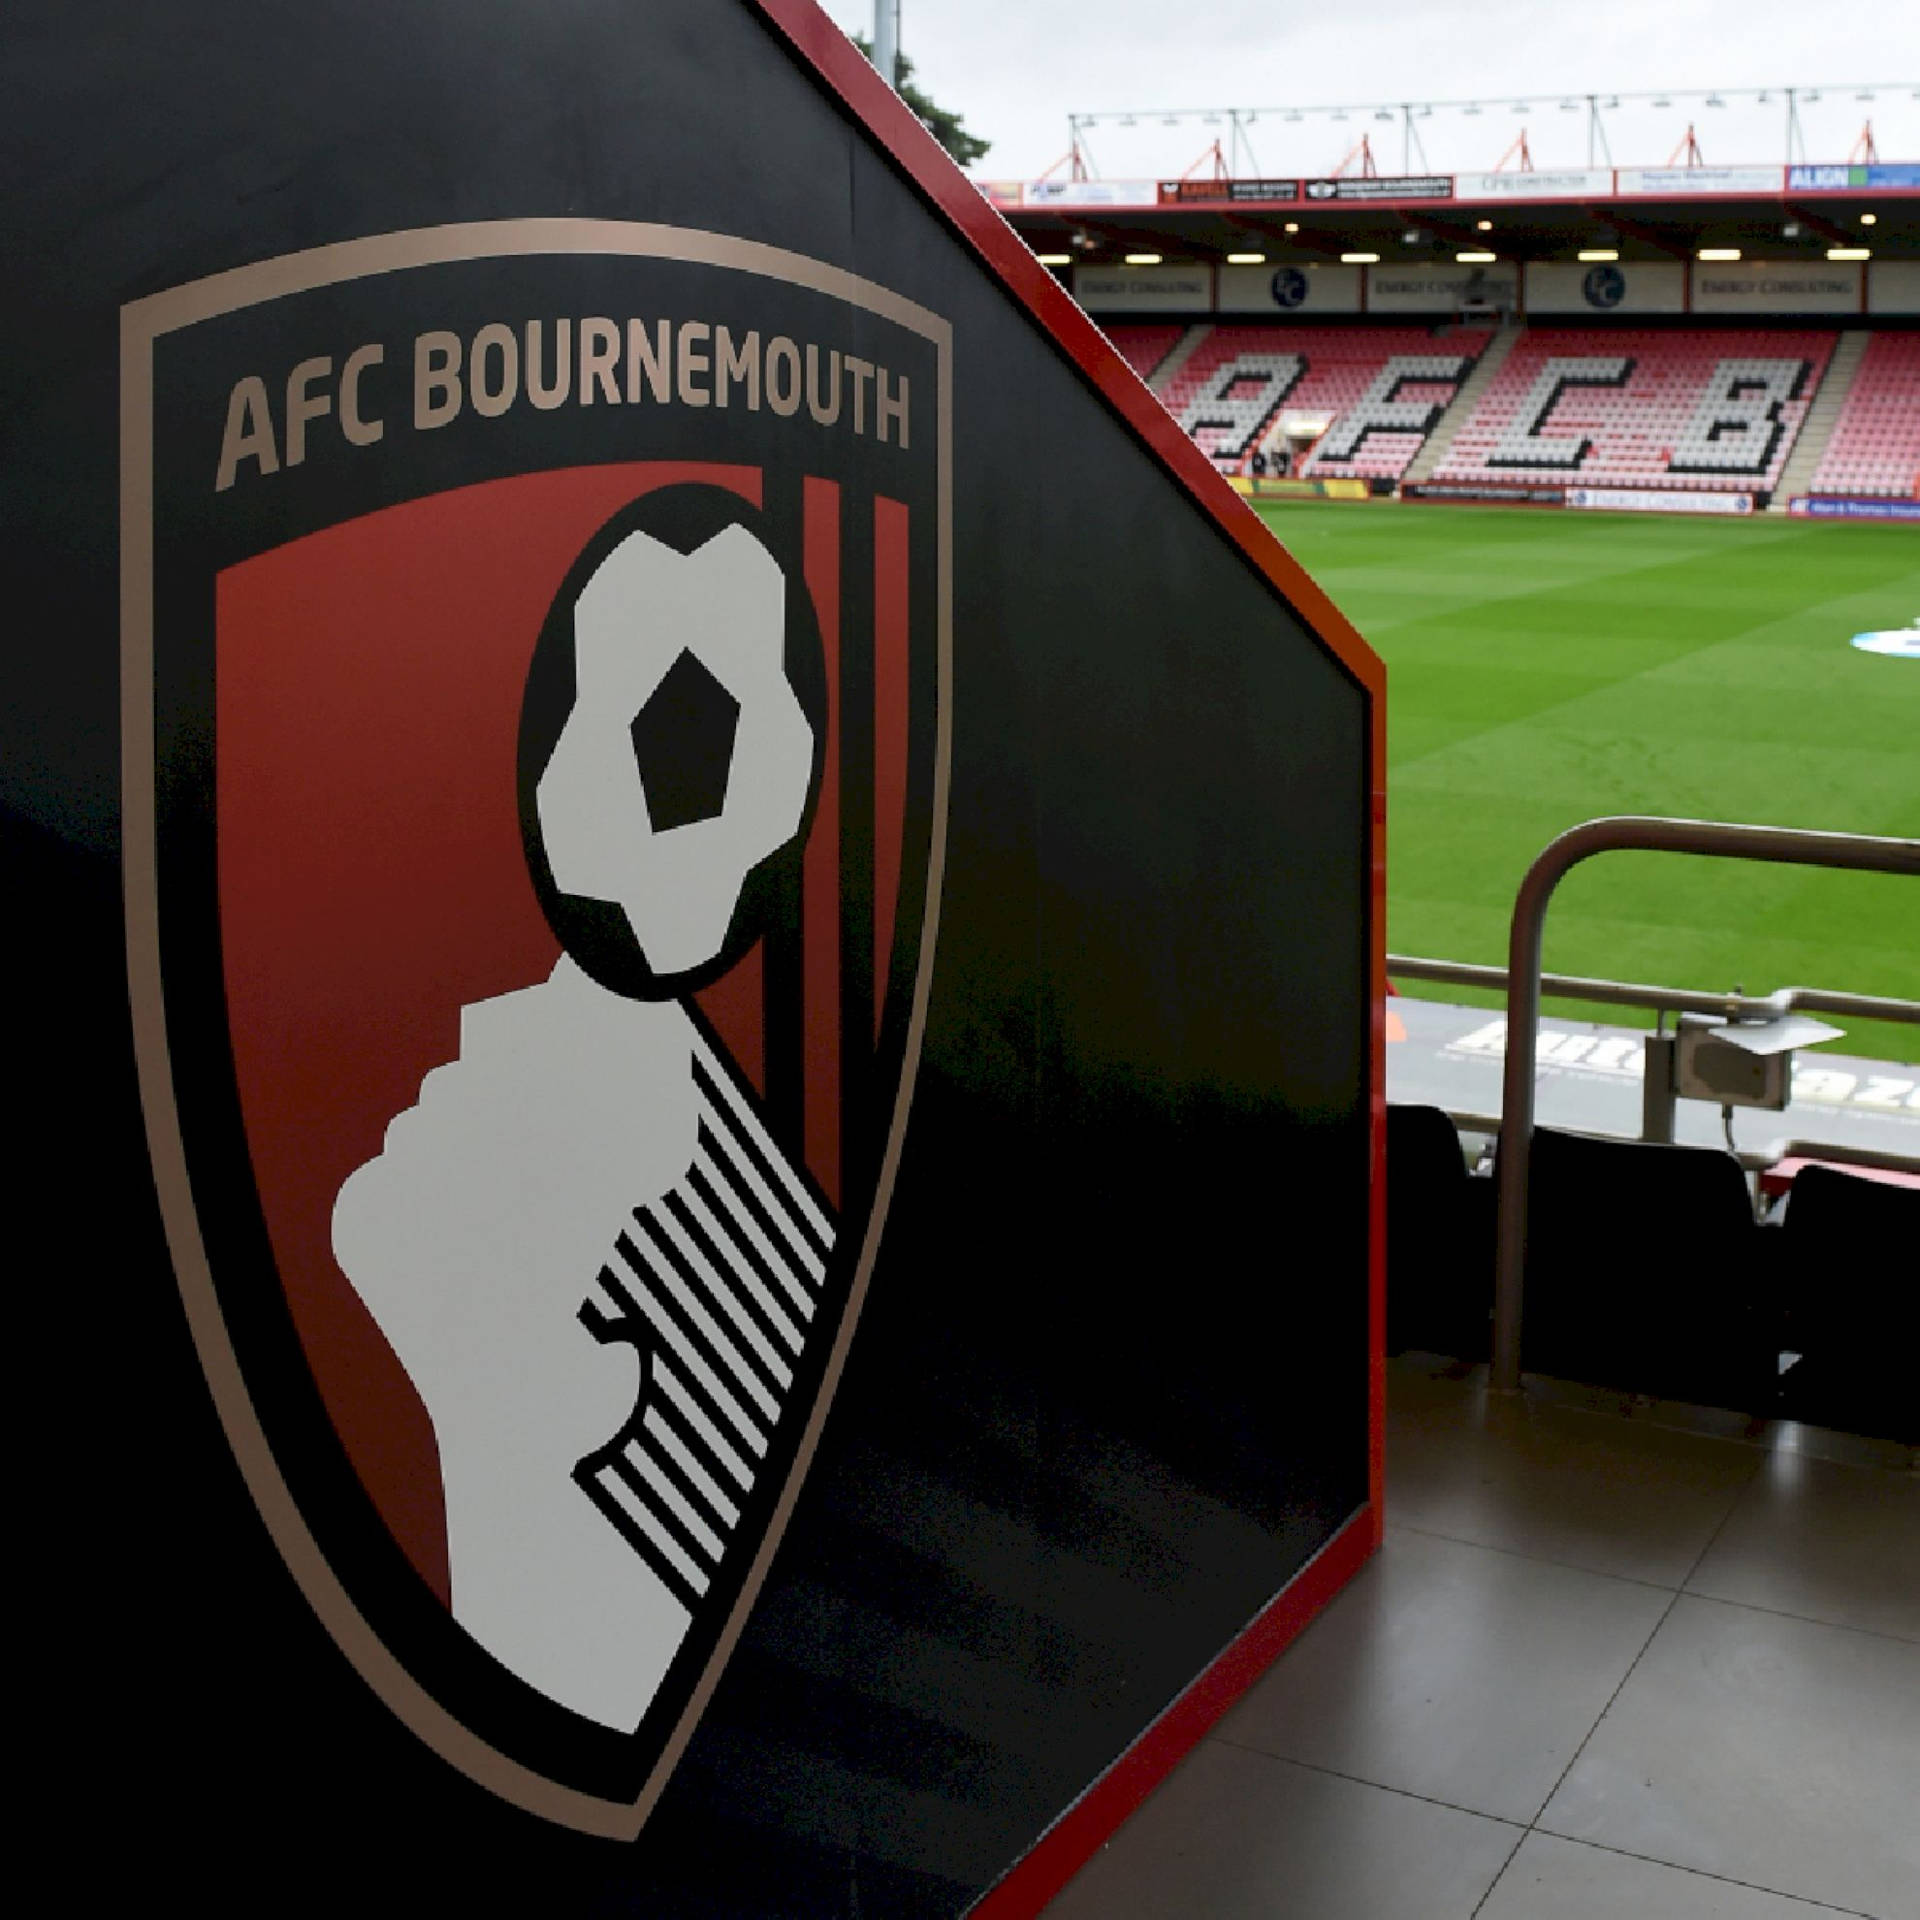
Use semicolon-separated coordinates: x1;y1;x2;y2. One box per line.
122;222;950;1834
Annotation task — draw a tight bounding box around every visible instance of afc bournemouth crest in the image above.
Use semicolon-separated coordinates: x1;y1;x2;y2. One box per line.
121;222;950;1834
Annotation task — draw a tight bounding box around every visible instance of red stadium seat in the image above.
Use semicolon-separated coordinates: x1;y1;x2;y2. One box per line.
1157;325;1493;478
1433;328;1837;497
1810;334;1920;500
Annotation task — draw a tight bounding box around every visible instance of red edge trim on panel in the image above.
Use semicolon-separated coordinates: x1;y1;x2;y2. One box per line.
969;1507;1378;1919
749;0;1384;709
750;7;1391;1909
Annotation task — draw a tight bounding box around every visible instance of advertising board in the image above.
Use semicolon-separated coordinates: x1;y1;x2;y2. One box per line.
1402;481;1567;505
1567;487;1755;514
1216;261;1363;314
1691;260;1863;315
1026;178;1159;207
1789;496;1920;522
1615;165;1782;197
1365;262;1520;313
1073;262;1214;312
1869;260;1920;316
1524;260;1686;314
1455;168;1614;201
1160;177;1300;203
1303;173;1453;202
1789;162;1920;191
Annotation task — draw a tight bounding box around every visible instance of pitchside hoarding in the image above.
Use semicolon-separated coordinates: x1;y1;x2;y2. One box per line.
1455;168;1614;202
9;1;1382;1912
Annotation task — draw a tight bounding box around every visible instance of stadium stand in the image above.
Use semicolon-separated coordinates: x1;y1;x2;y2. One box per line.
1808;331;1920;500
1159;325;1492;477
1103;323;1185;387
1432;327;1837;498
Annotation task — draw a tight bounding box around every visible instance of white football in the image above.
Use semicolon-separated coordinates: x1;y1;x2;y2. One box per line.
536;522;814;977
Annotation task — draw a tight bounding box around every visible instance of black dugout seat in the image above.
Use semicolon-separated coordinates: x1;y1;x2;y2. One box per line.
1520;1126;1777;1412
1386;1104;1494;1360
1777;1165;1919;1444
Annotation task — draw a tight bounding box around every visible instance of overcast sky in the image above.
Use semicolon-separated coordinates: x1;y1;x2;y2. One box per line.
816;0;1920;180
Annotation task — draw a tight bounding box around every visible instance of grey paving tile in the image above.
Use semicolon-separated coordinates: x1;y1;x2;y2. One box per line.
1686;1450;1920;1642
1542;1595;1920;1919
1212;1527;1670;1823
1043;1741;1517;1920
1479;1832;1865;1919
1387;1363;1761;1587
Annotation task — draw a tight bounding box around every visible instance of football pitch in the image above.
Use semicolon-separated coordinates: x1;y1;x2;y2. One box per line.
1253;501;1920;1065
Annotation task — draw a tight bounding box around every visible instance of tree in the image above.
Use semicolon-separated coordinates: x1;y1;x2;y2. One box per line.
854;35;991;168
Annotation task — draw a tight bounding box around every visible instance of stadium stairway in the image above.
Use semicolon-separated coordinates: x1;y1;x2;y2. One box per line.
1145;323;1213;398
1772;328;1870;506
1398;318;1523;487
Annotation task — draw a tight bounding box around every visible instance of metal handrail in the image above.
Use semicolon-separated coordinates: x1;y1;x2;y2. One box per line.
1389;954;1920;1027
1487;817;1920;1392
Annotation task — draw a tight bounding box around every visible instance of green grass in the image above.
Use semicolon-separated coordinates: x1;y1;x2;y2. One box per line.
1252;501;1920;1064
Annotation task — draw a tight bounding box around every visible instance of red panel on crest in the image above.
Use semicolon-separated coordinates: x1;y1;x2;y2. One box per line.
217;461;760;1600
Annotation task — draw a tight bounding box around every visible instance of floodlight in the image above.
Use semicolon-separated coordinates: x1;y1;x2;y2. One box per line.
1464;103;1482;116
1403;229;1426;245
1456;251;1497;264
1226;251;1267;264
1341;252;1381;264
1706;94;1725;108
1283;221;1300;232
1782;221;1803;238
1577;248;1618;261
1828;247;1871;260
1035;253;1071;266
1124;252;1163;265
1861;212;1878;225
1698;247;1741;260
1374;109;1393;122
1476;218;1493;231
1653;96;1672;109
1857;90;1874;102
1559;99;1578;112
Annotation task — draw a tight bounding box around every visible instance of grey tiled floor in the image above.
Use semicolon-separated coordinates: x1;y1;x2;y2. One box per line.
1045;1359;1920;1920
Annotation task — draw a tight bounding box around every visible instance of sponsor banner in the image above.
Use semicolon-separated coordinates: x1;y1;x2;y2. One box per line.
1790;496;1920;522
1026;178;1158;207
1389;998;1920;1155
1568;486;1755;514
977;179;1027;209
1402;481;1567;505
1615;164;1782;197
1365;263;1519;313
1869;260;1920;316
1456;168;1614;201
1233;474;1374;501
1073;262;1212;312
1216;261;1363;314
1524;259;1686;314
1789;161;1920;191
1691;259;1862;314
1160;177;1300;204
1303;173;1453;203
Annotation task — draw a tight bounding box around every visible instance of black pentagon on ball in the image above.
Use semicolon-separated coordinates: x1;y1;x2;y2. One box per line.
629;648;741;832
